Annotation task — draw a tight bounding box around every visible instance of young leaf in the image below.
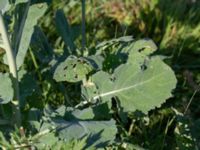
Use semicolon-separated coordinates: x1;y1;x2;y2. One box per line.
0;73;14;104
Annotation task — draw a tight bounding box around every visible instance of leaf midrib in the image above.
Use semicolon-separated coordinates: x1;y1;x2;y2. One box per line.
93;71;165;100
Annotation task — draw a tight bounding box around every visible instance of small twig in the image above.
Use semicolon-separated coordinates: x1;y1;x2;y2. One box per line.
184;90;198;115
75;100;90;109
183;70;199;115
128;120;134;136
14;143;33;149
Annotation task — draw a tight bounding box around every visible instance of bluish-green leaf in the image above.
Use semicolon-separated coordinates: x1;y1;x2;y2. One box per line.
0;73;14;104
52;119;117;148
11;2;47;69
82;39;177;113
53;56;94;82
65;103;111;120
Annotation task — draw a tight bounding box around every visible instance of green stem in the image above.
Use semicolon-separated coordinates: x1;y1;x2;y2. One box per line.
29;48;42;81
0;11;21;127
81;0;86;51
184;90;197;115
29;48;39;69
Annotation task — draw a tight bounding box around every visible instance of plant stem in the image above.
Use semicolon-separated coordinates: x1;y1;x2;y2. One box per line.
81;0;86;51
29;48;42;81
0;11;21;127
184;90;197;115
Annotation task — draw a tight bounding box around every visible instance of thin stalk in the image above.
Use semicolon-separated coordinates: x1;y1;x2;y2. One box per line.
184;90;198;115
29;48;39;69
0;12;21;127
81;0;86;51
29;48;42;81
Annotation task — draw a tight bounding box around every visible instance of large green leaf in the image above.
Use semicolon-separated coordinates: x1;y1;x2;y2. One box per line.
53;56;94;82
82;39;177;113
0;73;14;104
38;105;116;148
52;119;117;148
11;2;47;69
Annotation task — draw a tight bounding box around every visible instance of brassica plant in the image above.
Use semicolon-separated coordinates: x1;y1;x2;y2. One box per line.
0;0;177;149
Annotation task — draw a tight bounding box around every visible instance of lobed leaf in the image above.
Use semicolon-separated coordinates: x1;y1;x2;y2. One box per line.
82;39;177;113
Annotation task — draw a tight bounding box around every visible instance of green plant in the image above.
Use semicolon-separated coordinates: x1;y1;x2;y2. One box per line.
0;0;182;149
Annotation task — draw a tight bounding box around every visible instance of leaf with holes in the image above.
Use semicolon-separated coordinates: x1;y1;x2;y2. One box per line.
82;39;177;113
53;56;94;82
